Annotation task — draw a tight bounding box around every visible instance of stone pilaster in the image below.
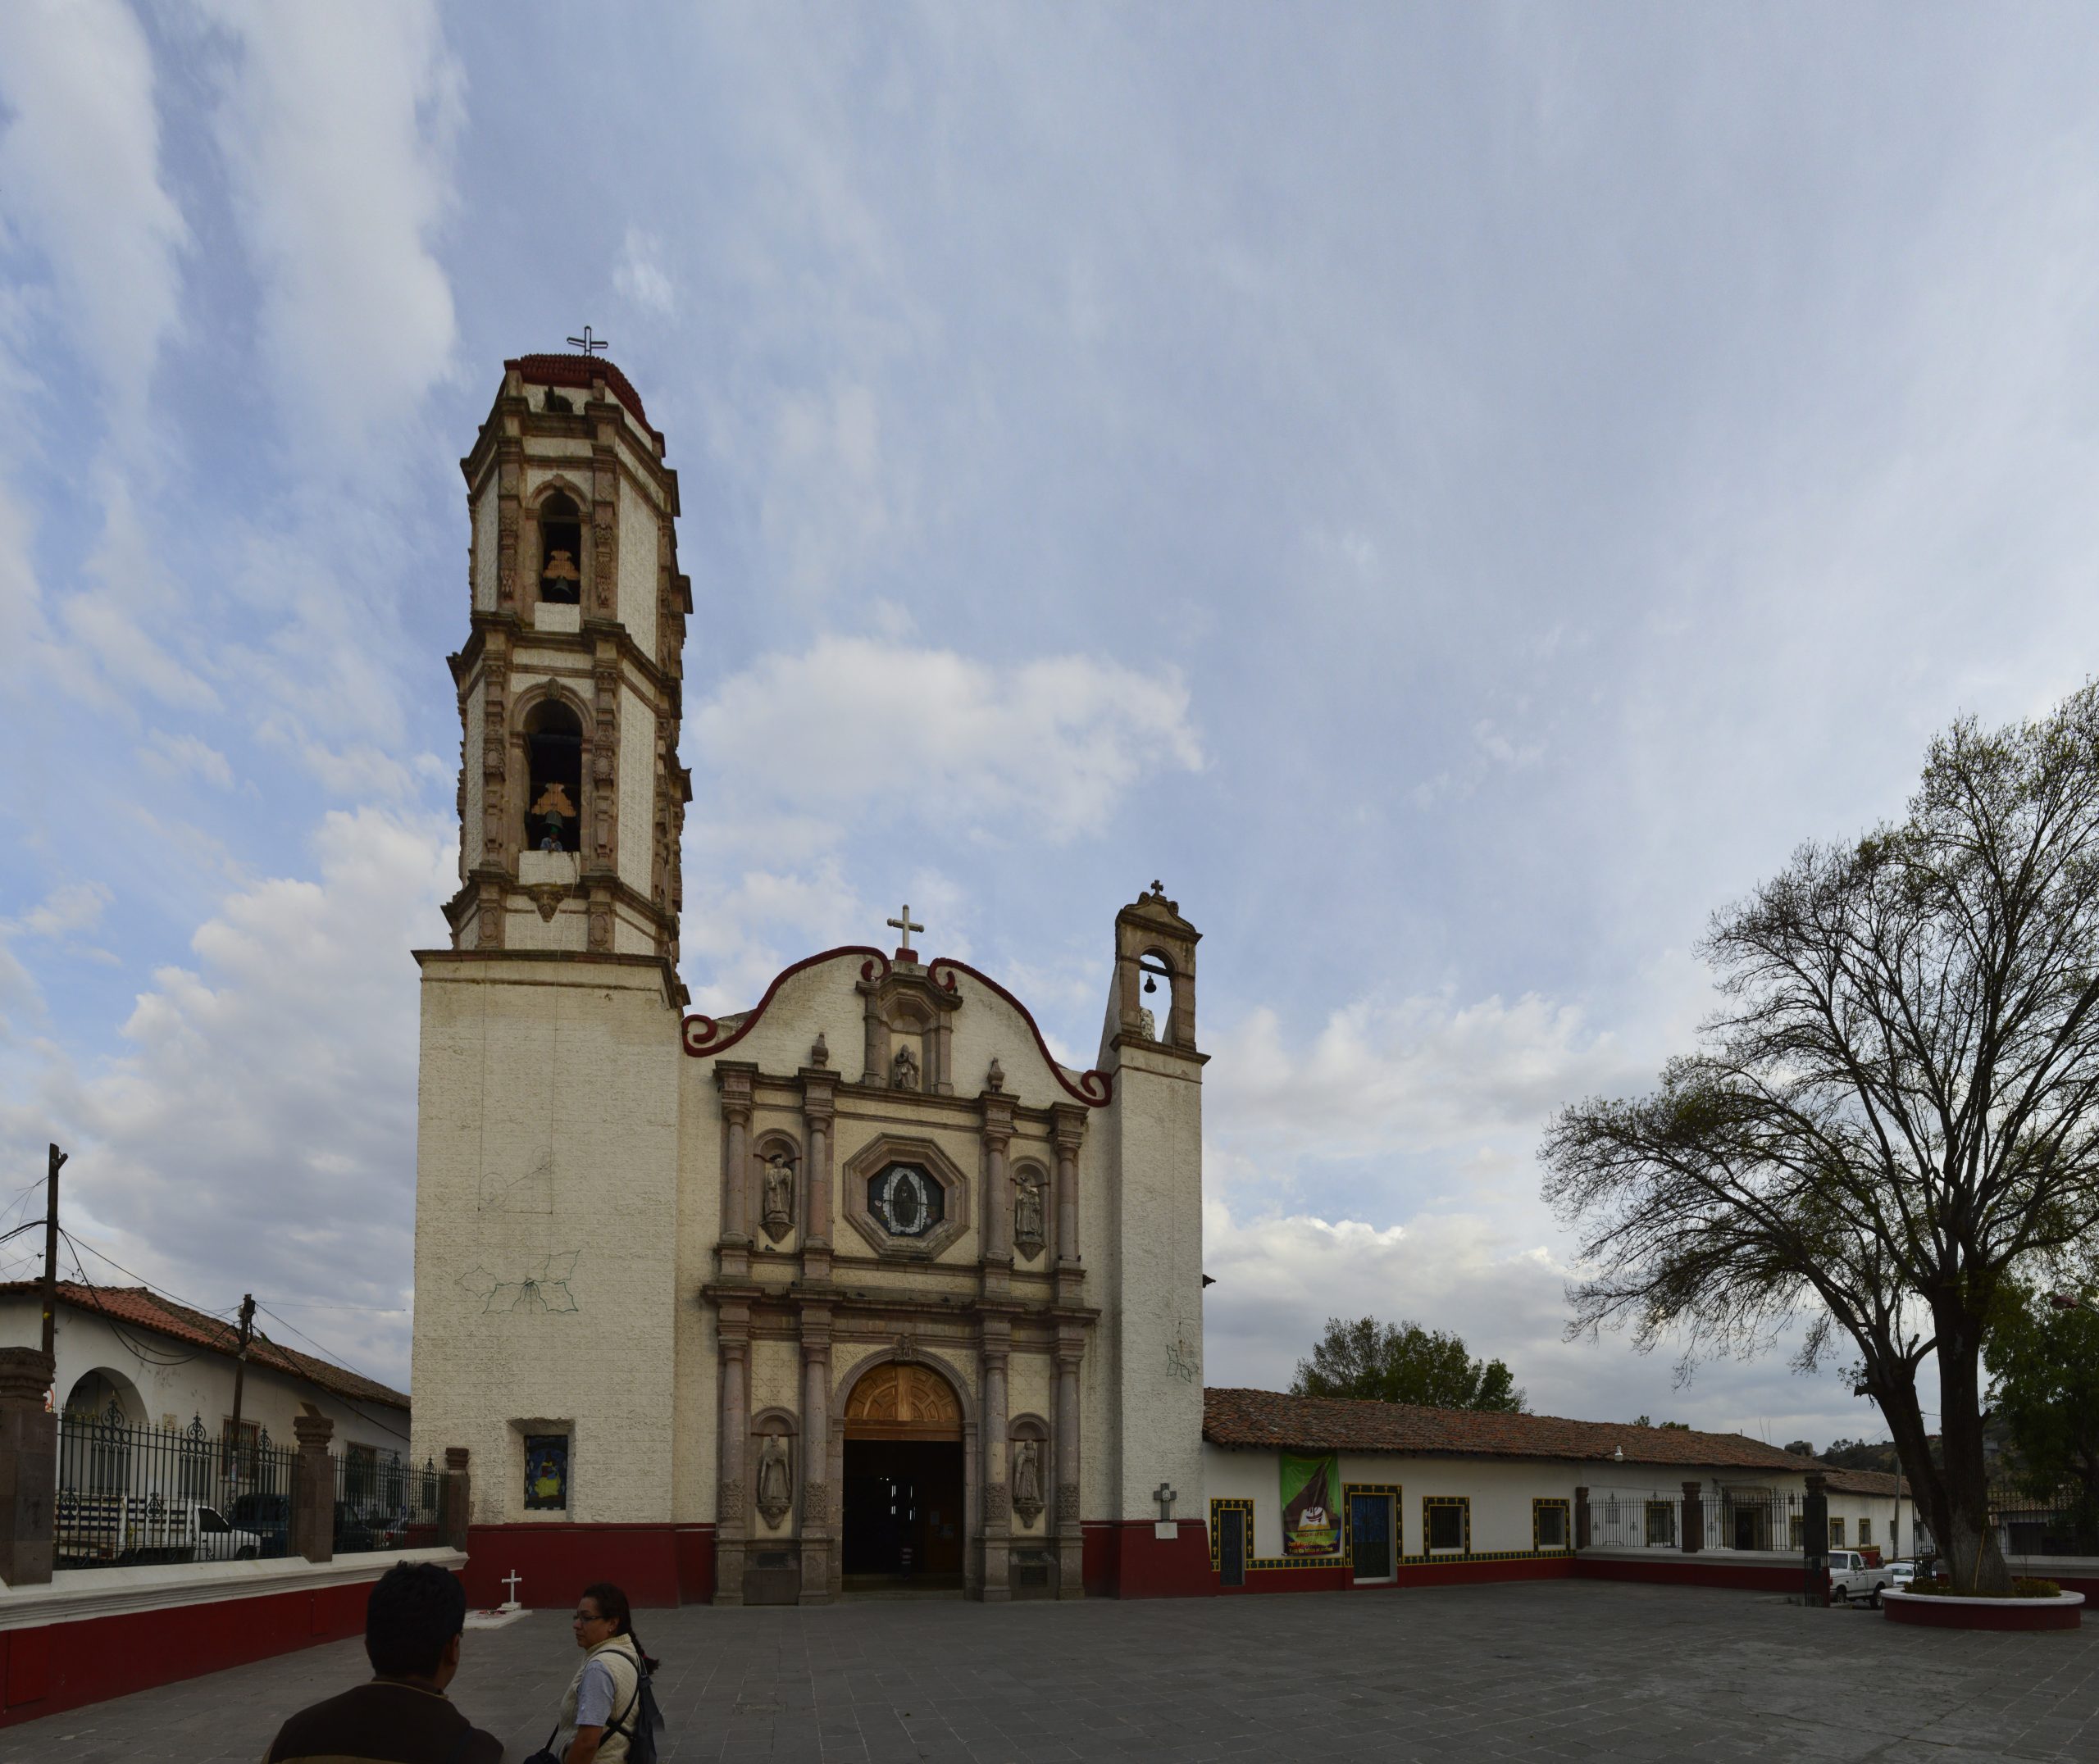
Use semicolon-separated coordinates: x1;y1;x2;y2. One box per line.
0;1348;55;1587
1054;1342;1084;1598
441;1445;471;1552
717;1062;755;1279
1052;1105;1086;1306
981;1094;1014;1299
716;1317;751;1605
800;1063;836;1281
1680;1480;1703;1554
980;1328;1011;1602
799;1307;833;1604
293;1410;335;1564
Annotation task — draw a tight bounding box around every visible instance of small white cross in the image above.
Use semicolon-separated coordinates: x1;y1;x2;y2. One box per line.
886;904;924;952
501;1570;522;1609
1153;1481;1177;1521
566;326;608;357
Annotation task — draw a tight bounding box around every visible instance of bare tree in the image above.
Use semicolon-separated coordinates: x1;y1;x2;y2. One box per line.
1542;687;2099;1593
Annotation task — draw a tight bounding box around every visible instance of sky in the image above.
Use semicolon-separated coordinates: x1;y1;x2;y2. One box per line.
5;1;2099;1453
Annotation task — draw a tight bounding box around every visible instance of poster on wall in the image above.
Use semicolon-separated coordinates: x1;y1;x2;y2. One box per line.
523;1434;569;1511
1281;1452;1341;1556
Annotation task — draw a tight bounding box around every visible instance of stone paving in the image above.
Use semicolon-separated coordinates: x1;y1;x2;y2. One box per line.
2;1582;2095;1762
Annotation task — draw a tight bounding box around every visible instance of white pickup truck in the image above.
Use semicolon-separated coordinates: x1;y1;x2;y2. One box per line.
1827;1549;1896;1606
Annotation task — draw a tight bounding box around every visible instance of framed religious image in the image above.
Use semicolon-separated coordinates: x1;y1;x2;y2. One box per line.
869;1162;944;1238
523;1434;569;1511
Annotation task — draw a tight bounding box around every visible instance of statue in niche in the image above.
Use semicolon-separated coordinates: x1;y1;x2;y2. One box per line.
1013;1171;1046;1260
890;1043;920;1092
760;1150;796;1243
755;1432;793;1526
1012;1439;1044;1524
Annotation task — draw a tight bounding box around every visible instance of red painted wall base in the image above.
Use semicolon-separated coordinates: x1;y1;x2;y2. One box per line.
1885;1594;2083;1630
0;1571;427;1730
461;1523;715;1609
1080;1521;1216;1598
1573;1555;1801;1594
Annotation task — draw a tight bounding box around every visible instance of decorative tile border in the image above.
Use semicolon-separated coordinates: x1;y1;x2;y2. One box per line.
1533;1498;1572;1553
1423;1494;1472;1557
1208;1498;1254;1572
1342;1482;1404;1568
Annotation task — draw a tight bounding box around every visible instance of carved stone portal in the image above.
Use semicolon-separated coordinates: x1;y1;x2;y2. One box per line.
755;1433;793;1527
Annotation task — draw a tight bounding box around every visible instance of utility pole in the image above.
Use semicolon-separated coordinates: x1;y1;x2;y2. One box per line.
39;1143;66;1363
226;1293;257;1480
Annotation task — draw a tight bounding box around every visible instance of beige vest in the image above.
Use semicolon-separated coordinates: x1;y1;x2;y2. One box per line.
561;1633;644;1763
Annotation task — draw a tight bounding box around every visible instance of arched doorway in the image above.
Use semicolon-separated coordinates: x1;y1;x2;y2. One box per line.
840;1362;965;1590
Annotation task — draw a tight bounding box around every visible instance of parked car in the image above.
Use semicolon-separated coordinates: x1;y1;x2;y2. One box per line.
1828;1548;1897;1606
230;1490;291;1557
334;1502;405;1554
1887;1559;1921;1592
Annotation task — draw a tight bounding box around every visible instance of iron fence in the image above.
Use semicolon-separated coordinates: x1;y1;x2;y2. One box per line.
56;1405;296;1567
54;1405;439;1570
331;1446;439;1553
1582;1486;1805;1553
1990;1481;2099;1557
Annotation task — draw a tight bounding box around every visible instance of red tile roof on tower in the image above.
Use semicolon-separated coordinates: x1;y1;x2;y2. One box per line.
0;1281;408;1412
505;353;658;443
1203;1387;1819;1473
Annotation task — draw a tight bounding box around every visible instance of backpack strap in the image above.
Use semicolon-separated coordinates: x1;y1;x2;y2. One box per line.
602;1657;645;1741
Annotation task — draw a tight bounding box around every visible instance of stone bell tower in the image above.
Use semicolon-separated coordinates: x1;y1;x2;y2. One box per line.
445;352;691;974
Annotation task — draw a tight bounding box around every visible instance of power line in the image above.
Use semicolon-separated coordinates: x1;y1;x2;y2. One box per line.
251;1299;409;1315
252;1307;408;1443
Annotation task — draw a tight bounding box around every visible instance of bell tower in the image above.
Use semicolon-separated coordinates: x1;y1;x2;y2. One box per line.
445;351;691;984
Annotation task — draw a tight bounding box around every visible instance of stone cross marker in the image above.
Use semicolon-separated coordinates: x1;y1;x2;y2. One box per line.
501;1570;522;1608
886;904;924;954
566;326;608;357
1154;1481;1177;1521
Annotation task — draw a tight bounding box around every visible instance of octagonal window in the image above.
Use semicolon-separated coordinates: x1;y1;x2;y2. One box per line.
868;1162;945;1239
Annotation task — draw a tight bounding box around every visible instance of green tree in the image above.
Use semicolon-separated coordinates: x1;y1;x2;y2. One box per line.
1541;687;2099;1594
1988;1280;2099;1551
1291;1316;1527;1412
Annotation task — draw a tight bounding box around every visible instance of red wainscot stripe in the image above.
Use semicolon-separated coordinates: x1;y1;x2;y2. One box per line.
1081;1521;1216;1598
461;1524;715;1609
0;1552;465;1729
1574;1555;1800;1594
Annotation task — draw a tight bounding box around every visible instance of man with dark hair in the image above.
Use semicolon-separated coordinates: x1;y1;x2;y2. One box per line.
266;1561;503;1762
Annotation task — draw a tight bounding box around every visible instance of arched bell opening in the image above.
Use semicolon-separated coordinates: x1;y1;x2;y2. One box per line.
521;699;584;855
536;490;584;604
836;1359;968;1594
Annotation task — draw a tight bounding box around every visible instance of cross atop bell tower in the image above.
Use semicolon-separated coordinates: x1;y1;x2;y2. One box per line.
443;351;694;999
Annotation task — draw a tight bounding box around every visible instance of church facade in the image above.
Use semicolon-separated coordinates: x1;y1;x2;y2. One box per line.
410;356;1213;1604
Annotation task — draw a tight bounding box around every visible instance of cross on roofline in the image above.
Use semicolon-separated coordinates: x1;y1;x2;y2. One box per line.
566;325;609;357
886;904;924;955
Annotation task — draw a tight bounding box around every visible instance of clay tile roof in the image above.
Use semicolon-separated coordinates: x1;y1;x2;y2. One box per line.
506;353;658;440
2;1282;408;1412
1203;1387;1819;1474
1816;1467;1911;1498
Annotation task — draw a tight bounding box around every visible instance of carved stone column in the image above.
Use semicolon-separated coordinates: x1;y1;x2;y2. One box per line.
0;1348;56;1587
980;1330;1011;1602
981;1095;1013;1298
293;1410;335;1564
717;1063;755;1278
717;1316;751;1605
1052;1105;1086;1306
1054;1342;1083;1598
800;1062;836;1279
799;1308;833;1604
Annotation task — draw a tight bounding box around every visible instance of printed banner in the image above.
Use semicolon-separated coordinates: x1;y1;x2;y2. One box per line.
1281;1451;1341;1556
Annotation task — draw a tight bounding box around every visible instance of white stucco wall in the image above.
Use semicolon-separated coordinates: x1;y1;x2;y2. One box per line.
0;1294;406;1458
410;956;682;1524
618;489;658;659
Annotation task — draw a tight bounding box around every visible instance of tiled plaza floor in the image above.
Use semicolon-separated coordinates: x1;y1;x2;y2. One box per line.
2;1580;2094;1762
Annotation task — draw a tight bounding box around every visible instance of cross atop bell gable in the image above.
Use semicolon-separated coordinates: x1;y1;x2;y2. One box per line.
886;903;924;961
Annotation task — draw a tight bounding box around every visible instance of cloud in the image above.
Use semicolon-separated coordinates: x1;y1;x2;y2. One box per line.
0;807;456;1385
614;226;676;316
138;731;234;790
0;0;187;411
201;0;461;451
691;635;1204;843
11;882;112;941
1207;989;1642;1166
